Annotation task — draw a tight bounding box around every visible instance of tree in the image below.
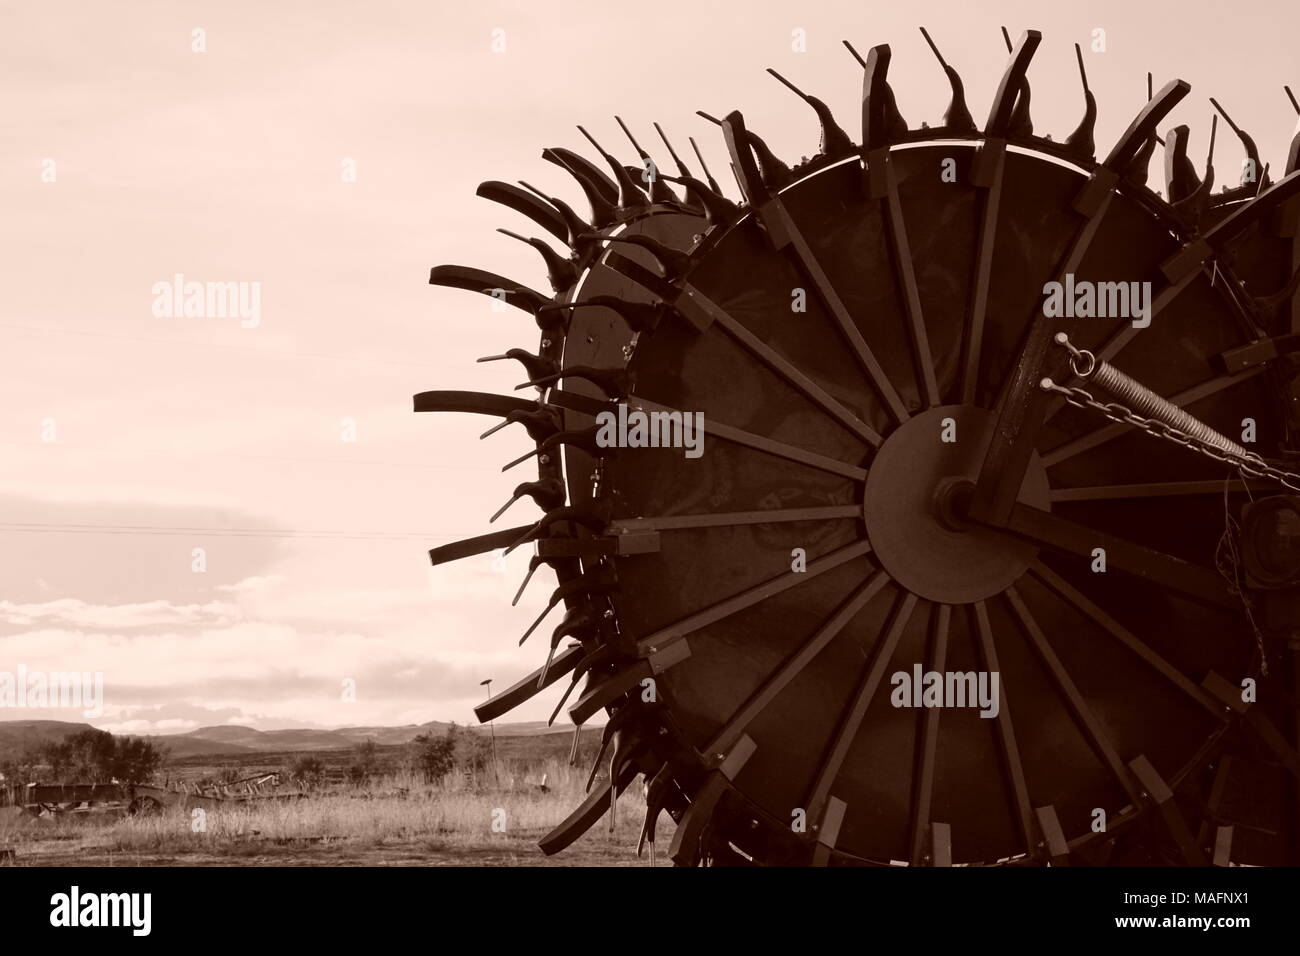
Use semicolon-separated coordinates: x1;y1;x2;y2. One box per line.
448;723;493;775
347;740;380;785
406;732;455;783
39;730;166;784
289;755;325;790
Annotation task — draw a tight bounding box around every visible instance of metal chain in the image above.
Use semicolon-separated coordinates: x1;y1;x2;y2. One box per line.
1041;379;1300;493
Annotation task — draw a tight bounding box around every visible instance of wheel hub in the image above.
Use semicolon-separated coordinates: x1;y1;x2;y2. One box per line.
863;406;1050;604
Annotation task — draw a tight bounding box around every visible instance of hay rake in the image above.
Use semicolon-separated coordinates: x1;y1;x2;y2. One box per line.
420;27;1300;866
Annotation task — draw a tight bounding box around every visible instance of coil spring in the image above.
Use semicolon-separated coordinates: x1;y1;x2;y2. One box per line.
1055;332;1256;460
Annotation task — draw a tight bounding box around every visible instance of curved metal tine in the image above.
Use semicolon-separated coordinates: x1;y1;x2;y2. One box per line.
1066;42;1097;158
495;228;575;292
512;555;546;606
699;109;791;193
997;27;1033;137
919;27;976;132
614;115;680;203
475;181;569;244
1210;97;1266;188
653;122;693;179
547;669;582;726
542;146;619;205
577;125;651;213
1148;73;1167;147
765;67;853;155
688;135;723;195
985;29;1041;137
491;492;524;524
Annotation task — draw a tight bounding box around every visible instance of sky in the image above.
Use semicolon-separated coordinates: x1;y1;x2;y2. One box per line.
1;0;1297;735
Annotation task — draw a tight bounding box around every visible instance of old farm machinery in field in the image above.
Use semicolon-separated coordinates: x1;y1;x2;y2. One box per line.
420;28;1300;866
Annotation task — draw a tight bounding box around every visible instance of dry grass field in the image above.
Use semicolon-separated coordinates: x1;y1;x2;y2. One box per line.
1;758;673;867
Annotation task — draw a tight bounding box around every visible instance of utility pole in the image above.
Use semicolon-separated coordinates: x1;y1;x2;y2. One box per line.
480;678;499;786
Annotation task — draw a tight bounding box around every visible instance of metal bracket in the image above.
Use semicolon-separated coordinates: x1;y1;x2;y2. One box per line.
1035;805;1070;865
811;795;847;866
1128;754;1208;865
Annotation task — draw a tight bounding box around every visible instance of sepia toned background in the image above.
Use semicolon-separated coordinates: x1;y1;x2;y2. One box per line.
2;0;1297;733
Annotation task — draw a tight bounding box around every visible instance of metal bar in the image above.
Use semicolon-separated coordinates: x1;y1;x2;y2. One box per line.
805;592;919;824
473;647;580;722
629;394;870;481
538;761;640;856
758;197;911;423
972;78;1197;507
881;162;941;407
1212;826;1235;866
909;604;950;866
706;570;892;755
548;389;868;481
1128;754;1208;865
669;735;757;866
1005;503;1234;609
1006;587;1143;802
570;642;691;725
635;539;874;656
1049;478;1273;502
1035;805;1070;865
930;821;953;867
1029;562;1224;717
811;796;847;866
970;193;1115;525
973;600;1034;850
1195;755;1234;853
611;504;862;534
677;283;883;444
1043;367;1265;467
961;148;1004;405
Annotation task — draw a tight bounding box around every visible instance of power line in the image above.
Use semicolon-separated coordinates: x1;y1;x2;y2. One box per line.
0;522;481;541
0;321;466;374
0;438;501;472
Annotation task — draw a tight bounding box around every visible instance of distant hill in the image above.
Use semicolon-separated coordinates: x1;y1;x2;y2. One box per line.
0;718;564;760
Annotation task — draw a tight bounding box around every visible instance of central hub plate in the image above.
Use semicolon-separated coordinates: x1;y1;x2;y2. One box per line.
864;406;1051;604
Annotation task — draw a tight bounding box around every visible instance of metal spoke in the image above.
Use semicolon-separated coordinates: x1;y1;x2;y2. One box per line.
761;198;911;423
610;504;861;534
1028;562;1224;717
549;389;868;480
1004;503;1233;609
1049;478;1273;502
634;539;874;656
680;283;883;445
961;155;1001;405
909;603;950;865
879;166;941;407
1004;587;1144;803
972;600;1033;850
805;592;919;824
706;570;892;755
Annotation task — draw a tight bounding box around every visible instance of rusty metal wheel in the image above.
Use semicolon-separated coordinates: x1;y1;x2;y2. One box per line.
420;29;1300;866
